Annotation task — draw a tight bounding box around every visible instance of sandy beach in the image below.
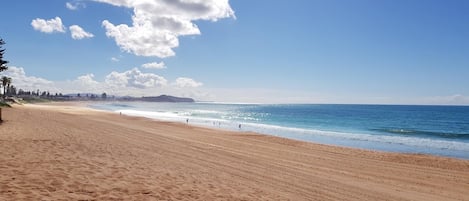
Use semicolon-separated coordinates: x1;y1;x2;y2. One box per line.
0;103;468;200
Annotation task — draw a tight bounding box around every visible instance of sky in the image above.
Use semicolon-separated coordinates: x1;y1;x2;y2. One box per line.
0;0;469;104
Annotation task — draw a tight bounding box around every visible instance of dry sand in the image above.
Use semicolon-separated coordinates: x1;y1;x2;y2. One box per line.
0;103;468;200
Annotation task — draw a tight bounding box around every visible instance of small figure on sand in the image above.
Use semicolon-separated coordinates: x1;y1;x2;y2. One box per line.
186;118;189;124
238;124;242;129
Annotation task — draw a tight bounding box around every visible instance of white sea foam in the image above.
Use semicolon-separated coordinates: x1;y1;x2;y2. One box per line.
115;108;469;158
85;100;469;160
241;122;469;152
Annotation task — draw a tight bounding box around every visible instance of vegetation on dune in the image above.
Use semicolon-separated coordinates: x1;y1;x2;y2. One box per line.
0;38;7;72
0;37;10;109
1;76;11;99
0;101;10;107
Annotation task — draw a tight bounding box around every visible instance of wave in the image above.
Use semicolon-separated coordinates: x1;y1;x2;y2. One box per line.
115;109;469;154
109;103;134;108
371;128;469;140
239;122;469;152
191;109;224;114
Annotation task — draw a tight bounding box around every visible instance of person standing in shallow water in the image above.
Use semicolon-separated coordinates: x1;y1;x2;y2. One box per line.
186;118;189;124
238;124;241;129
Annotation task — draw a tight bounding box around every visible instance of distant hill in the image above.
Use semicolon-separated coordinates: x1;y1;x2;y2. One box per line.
17;92;195;103
140;95;194;102
120;95;194;103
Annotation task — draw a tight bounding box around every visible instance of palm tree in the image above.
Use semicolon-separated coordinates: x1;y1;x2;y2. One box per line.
1;76;11;98
6;79;11;96
5;77;11;95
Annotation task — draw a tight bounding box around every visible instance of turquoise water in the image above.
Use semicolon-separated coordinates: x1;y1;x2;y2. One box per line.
90;102;469;159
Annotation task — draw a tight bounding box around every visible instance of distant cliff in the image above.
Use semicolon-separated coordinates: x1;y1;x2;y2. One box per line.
140;95;194;103
119;95;194;103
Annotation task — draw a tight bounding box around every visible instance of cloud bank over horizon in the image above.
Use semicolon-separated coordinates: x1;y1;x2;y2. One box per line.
3;66;207;99
4;66;469;105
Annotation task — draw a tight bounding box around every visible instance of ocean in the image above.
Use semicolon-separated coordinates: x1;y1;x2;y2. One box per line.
90;102;469;159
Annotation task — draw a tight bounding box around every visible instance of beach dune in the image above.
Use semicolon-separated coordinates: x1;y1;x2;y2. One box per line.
0;104;468;200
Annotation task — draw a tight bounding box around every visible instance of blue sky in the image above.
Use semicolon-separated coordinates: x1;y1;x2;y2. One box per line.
0;0;469;104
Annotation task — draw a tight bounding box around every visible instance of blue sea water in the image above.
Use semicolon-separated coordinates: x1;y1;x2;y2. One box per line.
90;102;469;159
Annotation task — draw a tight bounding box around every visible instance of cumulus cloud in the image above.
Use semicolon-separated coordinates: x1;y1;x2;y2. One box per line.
4;67;469;104
3;66;57;91
3;66;210;100
75;74;99;86
69;25;94;40
142;62;166;69
66;1;86;10
31;17;93;40
105;68;167;89
96;0;235;58
111;57;120;62
174;77;203;88
31;17;66;33
66;73;104;92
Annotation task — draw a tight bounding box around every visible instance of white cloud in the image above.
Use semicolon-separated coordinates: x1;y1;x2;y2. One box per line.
142;62;166;69
75;74;99;86
31;17;66;33
2;66;208;100
111;57;120;62
66;1;86;10
66;2;78;10
423;94;469;105
174;77;203;88
67;73;104;92
3;66;57;91
6;67;469;104
96;0;235;58
105;68;167;89
69;25;94;40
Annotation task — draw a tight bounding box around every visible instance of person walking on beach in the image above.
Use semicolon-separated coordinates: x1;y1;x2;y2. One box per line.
186;118;189;124
238;124;241;129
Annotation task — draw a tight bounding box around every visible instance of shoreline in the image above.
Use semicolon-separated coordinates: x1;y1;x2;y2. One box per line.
88;101;469;160
57;102;469;163
1;102;468;200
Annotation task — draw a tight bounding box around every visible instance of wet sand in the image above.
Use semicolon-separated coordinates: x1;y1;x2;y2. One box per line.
0;103;468;200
